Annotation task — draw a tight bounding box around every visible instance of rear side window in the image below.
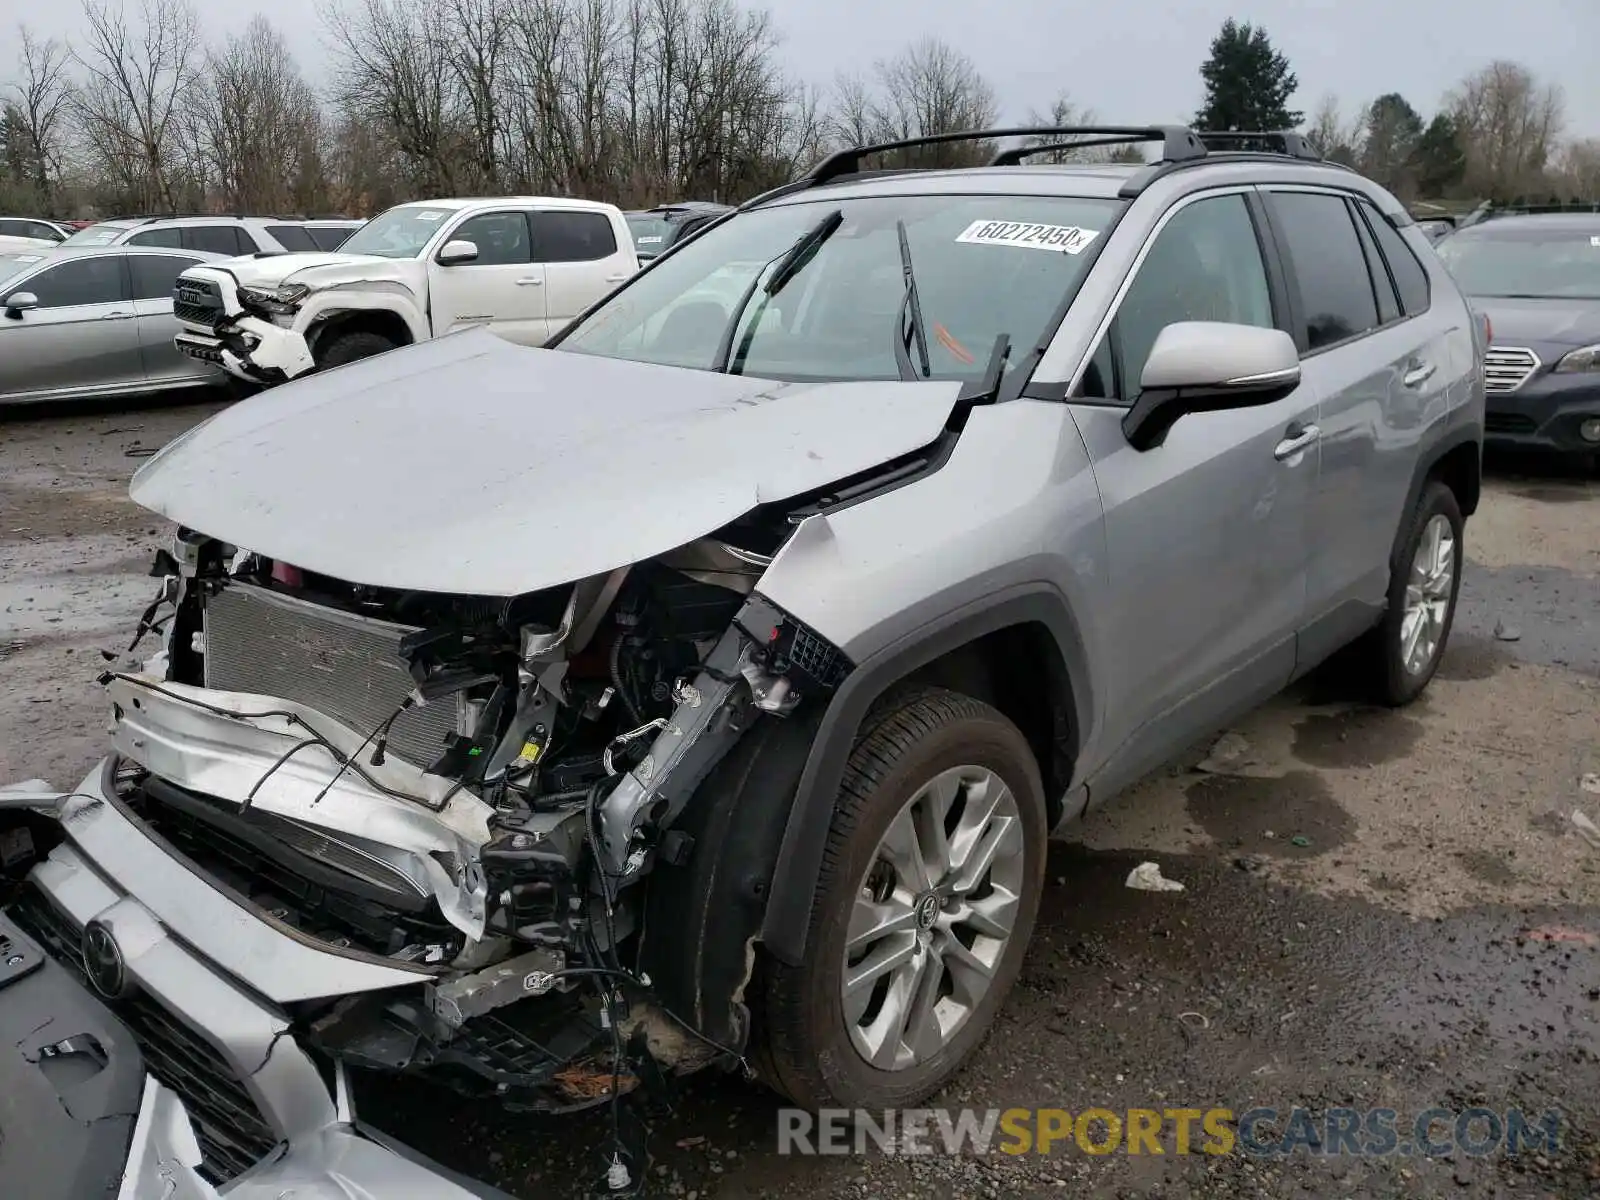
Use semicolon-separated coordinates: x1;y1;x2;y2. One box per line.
534;211;619;263
1268;191;1381;352
128;227;185;249
130;253;203;299
267;224;318;251
1351;205;1401;324
1358;202;1431;316
184;225;250;256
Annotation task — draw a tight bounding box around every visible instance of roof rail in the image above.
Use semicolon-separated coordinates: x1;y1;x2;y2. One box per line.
806;126;1207;188
1462;199;1600;227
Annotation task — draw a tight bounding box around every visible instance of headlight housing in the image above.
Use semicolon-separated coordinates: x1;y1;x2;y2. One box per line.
238;283;309;316
1552;344;1600;374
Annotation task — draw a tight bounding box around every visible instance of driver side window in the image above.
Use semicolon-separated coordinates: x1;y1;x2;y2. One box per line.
448;212;531;266
1079;194;1274;402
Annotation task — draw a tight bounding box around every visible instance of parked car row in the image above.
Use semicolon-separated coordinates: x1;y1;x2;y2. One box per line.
3;123;1488;1198
1432;207;1600;466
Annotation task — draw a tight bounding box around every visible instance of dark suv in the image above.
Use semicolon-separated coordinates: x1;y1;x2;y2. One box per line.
1436;210;1600;465
624;201;732;260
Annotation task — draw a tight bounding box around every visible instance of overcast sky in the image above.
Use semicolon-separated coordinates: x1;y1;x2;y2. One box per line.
7;0;1599;137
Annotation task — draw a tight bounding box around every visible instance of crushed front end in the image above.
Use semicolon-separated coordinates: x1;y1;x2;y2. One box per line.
2;518;850;1193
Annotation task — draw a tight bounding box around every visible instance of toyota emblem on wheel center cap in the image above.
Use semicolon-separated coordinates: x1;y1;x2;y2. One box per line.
81;920;132;1000
915;893;941;930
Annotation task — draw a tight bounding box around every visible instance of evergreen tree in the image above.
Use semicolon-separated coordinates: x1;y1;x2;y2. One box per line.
1194;20;1303;136
1412;114;1467;199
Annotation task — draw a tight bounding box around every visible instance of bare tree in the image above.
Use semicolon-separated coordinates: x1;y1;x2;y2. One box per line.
188;17;322;212
1552;138;1600;200
1304;93;1363;167
867;39;997;168
1018;93;1128;164
6;27;75;209
1447;61;1564;201
73;0;202;211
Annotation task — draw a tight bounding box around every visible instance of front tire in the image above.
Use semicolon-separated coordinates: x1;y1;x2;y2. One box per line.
1357;479;1465;706
315;330;398;370
755;687;1047;1110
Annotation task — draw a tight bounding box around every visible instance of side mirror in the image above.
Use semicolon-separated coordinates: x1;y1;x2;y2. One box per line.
1122;321;1301;451
436;239;479;266
4;291;38;318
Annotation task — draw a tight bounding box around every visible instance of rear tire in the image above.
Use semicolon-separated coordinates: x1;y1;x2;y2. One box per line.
754;686;1047;1111
315;330;397;370
1353;479;1464;706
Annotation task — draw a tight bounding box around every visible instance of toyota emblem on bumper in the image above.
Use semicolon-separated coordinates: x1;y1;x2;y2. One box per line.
82;920;133;1000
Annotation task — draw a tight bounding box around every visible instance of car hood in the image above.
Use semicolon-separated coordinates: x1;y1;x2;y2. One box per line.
1470;296;1600;348
129;328;959;596
205;251;423;290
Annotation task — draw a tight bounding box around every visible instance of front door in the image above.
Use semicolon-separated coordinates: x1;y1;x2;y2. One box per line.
427;210;547;344
1065;189;1322;795
0;254;142;401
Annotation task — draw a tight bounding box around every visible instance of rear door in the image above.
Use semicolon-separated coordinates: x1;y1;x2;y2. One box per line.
1259;189;1452;666
0;254;140;401
532;210;633;340
129;251;219;384
1065;189;1322;793
426;209;546;343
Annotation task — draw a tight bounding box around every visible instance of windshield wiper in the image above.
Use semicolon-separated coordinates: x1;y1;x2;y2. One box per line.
893;219;931;380
712;208;843;374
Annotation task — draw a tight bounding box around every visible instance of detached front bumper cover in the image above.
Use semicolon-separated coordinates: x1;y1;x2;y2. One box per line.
0;773;521;1200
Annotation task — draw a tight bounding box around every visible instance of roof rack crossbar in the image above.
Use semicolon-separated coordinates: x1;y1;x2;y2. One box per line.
806;125;1206;188
987;135;1154;167
1194;130;1321;160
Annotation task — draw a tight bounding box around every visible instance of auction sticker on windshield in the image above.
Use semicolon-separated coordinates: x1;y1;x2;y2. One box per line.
956;220;1099;254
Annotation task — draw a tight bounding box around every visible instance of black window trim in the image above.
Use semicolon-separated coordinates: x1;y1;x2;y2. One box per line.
1045;184;1287;408
1345;195;1401;327
1351;197;1433;319
1259;184;1402;360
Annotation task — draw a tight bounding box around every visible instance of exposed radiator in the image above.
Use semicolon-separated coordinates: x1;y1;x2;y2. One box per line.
203;582;460;770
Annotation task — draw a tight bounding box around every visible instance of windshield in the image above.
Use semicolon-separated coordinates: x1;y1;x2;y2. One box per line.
59;222;131;248
0;254;43;291
626;214;675;256
560;193;1120;383
1436;226;1600;299
336;206;456;259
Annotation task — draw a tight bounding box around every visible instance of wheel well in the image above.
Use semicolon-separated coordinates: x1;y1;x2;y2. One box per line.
900;621;1077;826
310;310;413;357
1429;440;1481;517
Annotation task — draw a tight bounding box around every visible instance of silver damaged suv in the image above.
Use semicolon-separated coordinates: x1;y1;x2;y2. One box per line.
0;126;1484;1197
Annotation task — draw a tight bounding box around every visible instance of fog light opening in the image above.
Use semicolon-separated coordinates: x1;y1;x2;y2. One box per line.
1580;417;1600;444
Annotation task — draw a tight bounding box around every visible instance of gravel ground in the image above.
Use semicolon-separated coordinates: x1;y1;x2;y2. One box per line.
2;396;1597;1199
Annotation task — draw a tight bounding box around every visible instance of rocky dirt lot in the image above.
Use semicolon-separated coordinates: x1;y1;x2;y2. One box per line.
2;396;1597;1199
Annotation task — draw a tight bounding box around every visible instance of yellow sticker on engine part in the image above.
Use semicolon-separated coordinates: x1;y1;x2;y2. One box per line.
517;741;542;764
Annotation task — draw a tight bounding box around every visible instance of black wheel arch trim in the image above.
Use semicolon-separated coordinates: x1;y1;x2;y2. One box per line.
758;582;1092;967
1400;419;1484;549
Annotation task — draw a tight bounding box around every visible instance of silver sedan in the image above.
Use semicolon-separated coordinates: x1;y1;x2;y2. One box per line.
0;246;230;404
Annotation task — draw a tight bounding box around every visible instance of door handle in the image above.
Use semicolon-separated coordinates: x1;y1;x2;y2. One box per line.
515;277;542;287
605;274;628;283
1402;360;1436;388
102;311;131;319
1273;422;1321;461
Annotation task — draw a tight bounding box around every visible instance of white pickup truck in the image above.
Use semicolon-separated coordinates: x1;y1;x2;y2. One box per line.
172;197;638;383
